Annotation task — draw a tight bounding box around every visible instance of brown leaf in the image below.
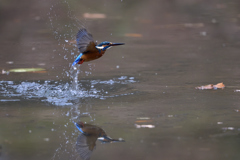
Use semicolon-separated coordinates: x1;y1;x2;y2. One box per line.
83;13;106;19
213;82;225;89
135;120;153;123
195;82;225;90
195;84;213;90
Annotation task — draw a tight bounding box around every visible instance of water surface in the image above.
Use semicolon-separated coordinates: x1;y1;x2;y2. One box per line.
1;0;240;160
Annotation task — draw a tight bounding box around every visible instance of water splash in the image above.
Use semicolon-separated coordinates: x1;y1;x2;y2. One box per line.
47;0;88;82
0;76;136;106
69;65;80;92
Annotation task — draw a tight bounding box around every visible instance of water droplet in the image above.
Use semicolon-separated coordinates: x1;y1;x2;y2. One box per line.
6;61;13;64
211;19;217;23
200;31;207;36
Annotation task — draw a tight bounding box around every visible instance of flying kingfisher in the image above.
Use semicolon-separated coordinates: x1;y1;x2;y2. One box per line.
72;28;124;66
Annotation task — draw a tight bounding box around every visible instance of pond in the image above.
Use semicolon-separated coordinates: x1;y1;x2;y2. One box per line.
1;0;240;160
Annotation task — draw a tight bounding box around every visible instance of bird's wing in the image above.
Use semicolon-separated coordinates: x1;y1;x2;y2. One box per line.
76;28;97;53
85;41;99;53
76;134;94;160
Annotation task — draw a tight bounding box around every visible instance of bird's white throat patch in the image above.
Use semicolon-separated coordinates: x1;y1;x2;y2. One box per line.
95;46;104;49
95;45;112;50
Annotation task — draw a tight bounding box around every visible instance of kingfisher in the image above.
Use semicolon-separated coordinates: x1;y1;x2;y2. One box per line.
75;122;125;143
72;28;124;66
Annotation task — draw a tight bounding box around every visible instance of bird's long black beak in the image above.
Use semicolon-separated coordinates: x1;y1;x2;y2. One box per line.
110;43;125;46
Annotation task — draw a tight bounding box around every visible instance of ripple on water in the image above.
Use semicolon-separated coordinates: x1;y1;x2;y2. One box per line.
0;76;136;106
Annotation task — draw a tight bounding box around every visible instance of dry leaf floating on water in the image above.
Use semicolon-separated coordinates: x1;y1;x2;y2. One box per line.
195;82;225;90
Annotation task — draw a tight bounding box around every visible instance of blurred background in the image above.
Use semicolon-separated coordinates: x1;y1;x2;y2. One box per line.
1;0;240;160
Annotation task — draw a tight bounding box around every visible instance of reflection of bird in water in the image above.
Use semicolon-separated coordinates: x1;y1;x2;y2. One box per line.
75;122;124;160
72;28;124;66
76;133;96;160
75;122;125;143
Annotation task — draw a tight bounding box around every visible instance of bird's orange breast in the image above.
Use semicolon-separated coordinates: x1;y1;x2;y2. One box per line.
83;51;105;62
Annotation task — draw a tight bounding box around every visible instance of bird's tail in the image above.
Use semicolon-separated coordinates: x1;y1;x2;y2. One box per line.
72;53;83;66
